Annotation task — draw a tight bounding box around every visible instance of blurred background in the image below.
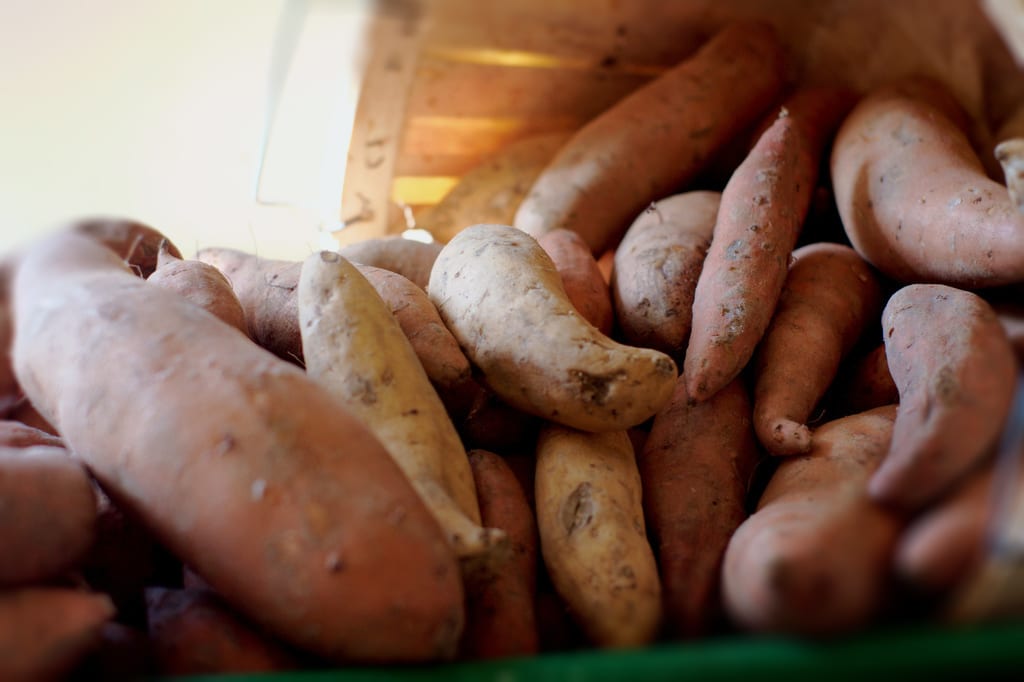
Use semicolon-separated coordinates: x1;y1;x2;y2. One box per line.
1;0;370;259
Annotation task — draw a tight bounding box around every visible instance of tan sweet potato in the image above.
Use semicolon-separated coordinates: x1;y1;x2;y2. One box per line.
722;406;902;636
0;445;97;586
12;233;464;662
639;375;759;638
146;587;298;675
612;191;720;356
831;76;1024;288
752;243;883;455
338;236;443;290
429;225;677;433
196;247;476;413
0;587;115;682
146;242;250;337
418;132;571;244
869;284;1018;510
298;251;499;559
535;426;661;648
538;229;614;336
895;465;993;595
514;21;785;254
460;450;539;660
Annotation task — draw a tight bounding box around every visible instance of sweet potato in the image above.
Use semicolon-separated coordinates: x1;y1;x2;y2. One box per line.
994;300;1024;361
831;343;900;416
537;229;614;336
514;21;785;254
429;225;677;432
0;264;16;418
0;419;64;449
297;251;499;559
460;450;539;660
0;445;97;586
722;406;902;635
639;375;759;637
146;587;298;675
196;247;475;415
418;132;570;244
685;92;844;402
869;284;1018;510
831;76;1024;288
146;242;250;337
535;426;661;648
70;217;182;279
11;233;464;662
0;588;115;682
752;243;883;456
338;236;443;290
612;191;719;356
895;466;993;595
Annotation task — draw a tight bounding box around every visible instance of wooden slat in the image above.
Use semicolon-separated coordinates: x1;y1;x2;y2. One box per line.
338;0;427;240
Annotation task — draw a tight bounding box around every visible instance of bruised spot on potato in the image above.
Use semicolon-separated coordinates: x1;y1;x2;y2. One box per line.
932;365;959;406
562;482;595;534
569;369;627;405
725;240;746;260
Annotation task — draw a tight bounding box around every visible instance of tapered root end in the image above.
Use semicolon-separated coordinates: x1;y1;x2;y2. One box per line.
995;138;1024;213
765;418;812;456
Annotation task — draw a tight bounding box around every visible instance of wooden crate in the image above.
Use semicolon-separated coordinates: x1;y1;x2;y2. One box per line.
335;0;1024;245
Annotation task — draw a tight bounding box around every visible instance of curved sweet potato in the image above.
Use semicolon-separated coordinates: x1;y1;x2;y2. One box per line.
538;228;614;336
70;216;182;279
12;233;464;662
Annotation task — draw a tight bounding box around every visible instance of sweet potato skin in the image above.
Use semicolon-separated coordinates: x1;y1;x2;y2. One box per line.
722;406;901;636
514;21;785;254
869;284;1018;510
0;445;97;585
752;243;882;455
684;113;815;402
0;419;64;449
831;77;1024;288
538;229;614;336
612;192;720;356
147;244;250;337
639;375;759;637
535;426;661;648
12;233;464;662
460;450;540;660
71;216;182;279
338;237;443;290
429;224;677;433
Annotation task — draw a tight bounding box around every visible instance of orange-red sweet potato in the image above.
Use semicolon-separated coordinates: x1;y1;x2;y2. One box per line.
752;243;883;455
639;375;759;637
514;22;785;255
722;406;903;636
831;77;1024;288
460;450;539;660
870;284;1018;510
12;233;464;662
0;445;97;586
537;229;614;336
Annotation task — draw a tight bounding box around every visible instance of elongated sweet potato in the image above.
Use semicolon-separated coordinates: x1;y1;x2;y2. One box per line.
639;375;759;637
514;21;785;254
536;426;661;647
146;242;249;337
146;587;298;675
612;192;720;356
831;76;1024;288
722;406;902;635
429;225;677;432
895;465;993;595
460;450;539;660
0;588;115;682
11;233;464;662
195;247;475;414
538;229;614;336
752;243;883;455
298;251;499;559
0;445;97;586
338;237;443;290
869;284;1018;510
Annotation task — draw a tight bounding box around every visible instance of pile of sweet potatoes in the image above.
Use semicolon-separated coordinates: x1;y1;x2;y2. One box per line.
2;20;1024;679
